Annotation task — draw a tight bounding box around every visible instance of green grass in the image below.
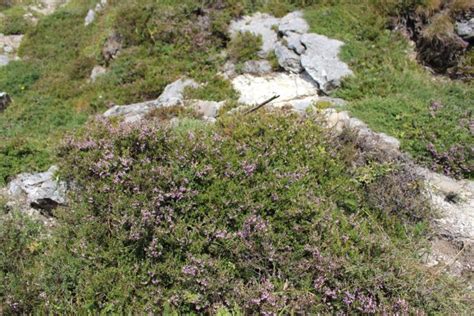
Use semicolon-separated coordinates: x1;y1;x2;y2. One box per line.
303;3;473;178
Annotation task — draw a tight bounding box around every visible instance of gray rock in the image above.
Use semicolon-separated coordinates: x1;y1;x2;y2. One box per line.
0;54;9;66
189;100;225;119
103;100;155;123
90;65;107;82
0;92;11;112
102;32;122;62
221;61;237;79
229;13;280;57
283;32;305;55
278;11;309;35
300;33;353;92
84;9;95;26
242;60;273;75
156;78;199;106
456;18;474;41
7;166;67;213
274;42;303;73
104;78;200;122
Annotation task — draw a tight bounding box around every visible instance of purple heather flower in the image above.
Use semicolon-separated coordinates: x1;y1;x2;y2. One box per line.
182;265;199;276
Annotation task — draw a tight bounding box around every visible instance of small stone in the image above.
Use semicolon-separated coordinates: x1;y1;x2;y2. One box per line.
90;65;107;82
189;100;225;119
102;32;122;62
456;18;474;41
84;9;95;26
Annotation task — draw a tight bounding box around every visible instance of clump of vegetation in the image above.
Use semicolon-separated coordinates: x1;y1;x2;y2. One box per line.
0;6;33;35
304;2;473;179
227;31;262;62
1;111;470;314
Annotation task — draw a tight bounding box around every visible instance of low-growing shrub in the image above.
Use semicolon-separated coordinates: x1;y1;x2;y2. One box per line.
227;31;262;62
3;111;469;314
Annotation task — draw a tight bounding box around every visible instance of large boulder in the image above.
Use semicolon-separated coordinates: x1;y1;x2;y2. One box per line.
7;166;67;213
300;33;353;92
0;92;12;112
103;100;155;123
229;13;280;57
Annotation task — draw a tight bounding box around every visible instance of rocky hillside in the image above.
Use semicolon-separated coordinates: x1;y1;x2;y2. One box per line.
0;0;473;314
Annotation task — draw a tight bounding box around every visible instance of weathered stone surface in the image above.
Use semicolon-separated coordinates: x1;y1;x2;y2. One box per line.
103;100;155;123
90;65;107;82
102;32;122;62
84;9;95;26
0;92;12;112
7;166;67;213
242;60;273;75
229;13;280;57
156;78;199;106
274;42;303;73
232;73;318;106
104;78;200;122
221;61;237;79
283;32;305;55
189;100;225;119
0;34;23;60
300;33;353;92
278;11;309;35
456;18;474;41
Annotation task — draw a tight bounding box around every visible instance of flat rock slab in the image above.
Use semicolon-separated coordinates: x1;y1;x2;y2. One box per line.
232;73;319;106
229;12;280;57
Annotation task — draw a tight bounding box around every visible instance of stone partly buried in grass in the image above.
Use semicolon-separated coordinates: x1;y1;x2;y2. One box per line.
103;78;223;123
6;166;67;214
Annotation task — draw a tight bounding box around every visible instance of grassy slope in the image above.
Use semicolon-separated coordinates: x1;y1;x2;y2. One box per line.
303;3;473;179
1;112;471;314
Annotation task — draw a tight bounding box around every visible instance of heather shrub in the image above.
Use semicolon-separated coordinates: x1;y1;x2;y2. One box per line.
4;111;468;314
